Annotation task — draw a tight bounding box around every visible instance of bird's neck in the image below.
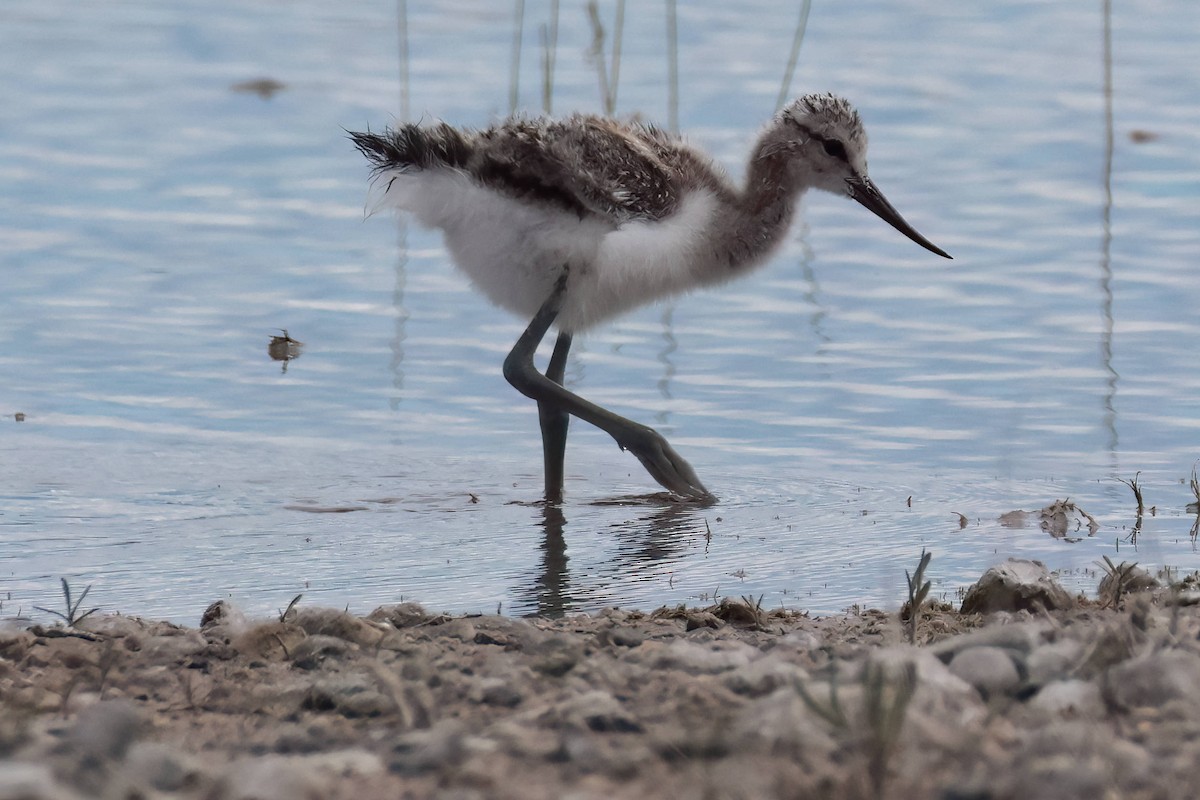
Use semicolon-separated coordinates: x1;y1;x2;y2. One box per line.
708;142;805;275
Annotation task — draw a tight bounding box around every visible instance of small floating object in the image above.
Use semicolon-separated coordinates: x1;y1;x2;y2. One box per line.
14;412;25;422
230;77;287;99
268;329;304;373
284;504;369;514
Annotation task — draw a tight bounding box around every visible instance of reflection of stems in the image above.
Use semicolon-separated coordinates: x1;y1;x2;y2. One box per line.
655;305;677;425
392;3;411;400
1116;473;1144;544
1099;0;1118;455
396;0;410;121
1189;465;1200;548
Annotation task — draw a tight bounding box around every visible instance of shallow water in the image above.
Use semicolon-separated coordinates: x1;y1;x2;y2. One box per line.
3;1;1199;623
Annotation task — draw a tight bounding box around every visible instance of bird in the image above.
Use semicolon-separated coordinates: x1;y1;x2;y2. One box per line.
349;92;950;503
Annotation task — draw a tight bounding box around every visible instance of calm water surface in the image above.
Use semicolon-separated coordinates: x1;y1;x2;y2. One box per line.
3;1;1199;622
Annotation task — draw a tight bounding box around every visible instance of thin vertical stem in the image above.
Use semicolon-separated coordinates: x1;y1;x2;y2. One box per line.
665;0;678;132
609;0;625;114
396;0;410;122
776;0;812;112
540;0;560;114
586;2;610;113
509;0;526;114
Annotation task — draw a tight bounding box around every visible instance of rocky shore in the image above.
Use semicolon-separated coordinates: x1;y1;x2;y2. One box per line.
3;558;1200;800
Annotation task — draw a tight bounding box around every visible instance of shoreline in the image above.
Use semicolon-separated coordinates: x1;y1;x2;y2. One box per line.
3;560;1200;799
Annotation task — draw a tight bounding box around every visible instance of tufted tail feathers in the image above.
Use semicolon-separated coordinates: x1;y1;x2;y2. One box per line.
348;123;473;173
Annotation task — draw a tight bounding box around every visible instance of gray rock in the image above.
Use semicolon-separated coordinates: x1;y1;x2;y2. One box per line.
1028;680;1104;719
777;629;822;651
66;699;142;762
928;620;1044;662
1106;649;1200;709
684;611;721;631
211;756;326;800
1000;721;1151;800
948;646;1022;699
471;677;523;708
1025;638;1085;685
471;615;547;649
639;639;756;675
528;635;583;677
866;648;986;729
391;720;468;774
114;742;199;793
302;675;394;718
722;653;809;697
961;559;1074;614
290;635;353;669
729;686;837;767
0;763;79;800
600;626;644;648
556;690;642;733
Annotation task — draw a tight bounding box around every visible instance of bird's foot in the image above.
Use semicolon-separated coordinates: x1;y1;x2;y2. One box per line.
616;425;713;502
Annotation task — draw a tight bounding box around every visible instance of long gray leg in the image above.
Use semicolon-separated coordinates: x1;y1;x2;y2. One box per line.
503;273;712;501
538;331;572;503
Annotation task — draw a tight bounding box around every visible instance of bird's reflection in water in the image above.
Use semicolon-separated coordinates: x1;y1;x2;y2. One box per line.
518;497;711;618
530;503;571;618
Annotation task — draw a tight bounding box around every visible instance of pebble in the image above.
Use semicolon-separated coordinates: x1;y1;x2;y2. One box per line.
948;646;1022;699
1028;679;1104;719
289;634;353;669
66;699;142;762
1106;649;1200;709
638;638;756;674
1024;638;1085;686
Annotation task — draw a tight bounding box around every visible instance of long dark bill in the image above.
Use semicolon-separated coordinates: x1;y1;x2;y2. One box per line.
847;176;952;259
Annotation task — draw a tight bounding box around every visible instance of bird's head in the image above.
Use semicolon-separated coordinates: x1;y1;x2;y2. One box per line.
767;93;951;258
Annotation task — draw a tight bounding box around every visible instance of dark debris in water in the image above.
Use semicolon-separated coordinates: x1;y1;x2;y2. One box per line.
268;329;304;373
284;505;370;514
231;77;287;99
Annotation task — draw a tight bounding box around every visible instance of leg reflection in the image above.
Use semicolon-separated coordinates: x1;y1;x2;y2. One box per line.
533;502;571;618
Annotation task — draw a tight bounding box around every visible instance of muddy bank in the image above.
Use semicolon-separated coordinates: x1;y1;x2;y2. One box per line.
2;562;1200;799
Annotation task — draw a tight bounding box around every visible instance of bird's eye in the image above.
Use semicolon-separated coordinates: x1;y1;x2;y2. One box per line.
822;139;847;160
